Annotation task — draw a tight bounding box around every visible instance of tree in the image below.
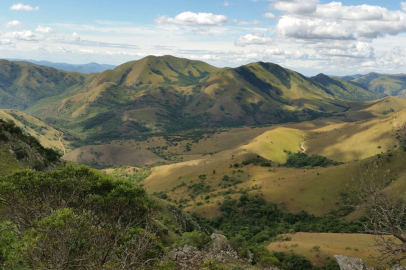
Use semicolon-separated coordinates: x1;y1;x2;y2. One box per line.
0;166;163;269
358;170;406;265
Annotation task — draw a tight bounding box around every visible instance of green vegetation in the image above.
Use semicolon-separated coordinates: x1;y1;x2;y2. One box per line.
382;108;395;115
211;195;361;244
0;118;61;173
0;166;163;269
284;150;342;168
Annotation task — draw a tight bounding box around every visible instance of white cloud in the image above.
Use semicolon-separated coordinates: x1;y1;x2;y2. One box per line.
233;19;262;25
307;41;374;58
402;2;406;12
35;25;53;33
6;20;22;28
276;16;353;40
274;2;406;40
155;12;228;25
235;33;273;47
262;13;276;19
269;0;318;15
0;39;16;46
10;3;39;11
3;30;43;41
224;1;230;6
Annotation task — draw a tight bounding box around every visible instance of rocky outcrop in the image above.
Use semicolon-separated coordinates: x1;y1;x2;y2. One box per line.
167;233;274;270
334;255;406;270
334;255;375;270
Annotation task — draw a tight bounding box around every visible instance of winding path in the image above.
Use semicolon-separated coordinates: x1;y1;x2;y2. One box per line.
301;134;307;154
59;132;66;155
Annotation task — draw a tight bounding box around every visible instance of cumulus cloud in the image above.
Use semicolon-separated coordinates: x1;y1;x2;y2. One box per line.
3;30;42;41
402;2;406;12
276;16;353;40
235;33;273;47
155;12;228;25
307;41;374;58
262;13;276;19
6;20;21;28
274;2;406;40
0;39;16;46
233;19;262;25
269;0;318;15
35;25;53;33
10;3;39;11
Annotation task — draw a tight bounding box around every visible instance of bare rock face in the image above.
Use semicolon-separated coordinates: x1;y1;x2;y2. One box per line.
390;265;406;270
334;255;375;270
334;255;406;270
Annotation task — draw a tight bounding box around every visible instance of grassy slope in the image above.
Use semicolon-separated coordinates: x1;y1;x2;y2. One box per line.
0;109;70;153
63;144;166;167
267;233;383;267
353;72;406;97
141;105;406;217
0;60;92;110
311;73;385;102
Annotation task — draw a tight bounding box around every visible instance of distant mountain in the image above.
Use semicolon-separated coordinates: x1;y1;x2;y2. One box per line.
311;73;384;102
6;59;115;74
0;60;96;110
328;74;364;81
0;56;389;144
352;72;406;97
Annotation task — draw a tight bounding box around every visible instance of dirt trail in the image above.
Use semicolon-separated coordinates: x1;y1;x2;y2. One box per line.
59;132;66;155
301;134;307;154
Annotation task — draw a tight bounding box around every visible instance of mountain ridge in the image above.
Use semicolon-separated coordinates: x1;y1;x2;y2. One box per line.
6;58;116;74
0;56;389;144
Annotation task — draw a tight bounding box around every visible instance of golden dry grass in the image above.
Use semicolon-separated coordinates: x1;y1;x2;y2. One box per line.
63;144;166;167
267;233;383;267
0;109;70;152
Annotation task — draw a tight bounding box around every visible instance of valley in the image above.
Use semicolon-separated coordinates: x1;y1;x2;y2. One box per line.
1;56;406;269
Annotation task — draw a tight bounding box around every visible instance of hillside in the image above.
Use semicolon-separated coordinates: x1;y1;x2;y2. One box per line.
138;105;406;217
0;109;71;153
311;73;384;102
0;118;61;176
10;56;383;145
0;60;95;110
353;72;406;97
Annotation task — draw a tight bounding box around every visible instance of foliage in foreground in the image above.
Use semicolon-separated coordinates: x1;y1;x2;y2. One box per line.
0;166;163;269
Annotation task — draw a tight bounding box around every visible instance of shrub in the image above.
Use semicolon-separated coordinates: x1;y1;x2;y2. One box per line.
175;231;210;249
0;166;161;269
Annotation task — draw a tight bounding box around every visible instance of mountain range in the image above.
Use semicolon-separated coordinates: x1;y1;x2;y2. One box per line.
0;56;390;145
6;59;116;74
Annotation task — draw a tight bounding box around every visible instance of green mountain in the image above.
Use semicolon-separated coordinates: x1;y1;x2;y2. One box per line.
0;60;95;110
311;73;385;102
0;56;387;144
352;72;406;97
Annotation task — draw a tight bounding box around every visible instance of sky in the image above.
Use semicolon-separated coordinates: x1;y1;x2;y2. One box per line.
1;0;406;76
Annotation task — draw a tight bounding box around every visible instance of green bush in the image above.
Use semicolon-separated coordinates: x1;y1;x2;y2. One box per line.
0;166;162;269
174;231;211;249
284;150;341;168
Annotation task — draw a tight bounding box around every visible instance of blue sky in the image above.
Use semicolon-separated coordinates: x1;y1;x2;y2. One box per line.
1;0;406;75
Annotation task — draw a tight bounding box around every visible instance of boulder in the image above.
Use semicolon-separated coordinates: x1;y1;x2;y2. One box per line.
334;255;375;270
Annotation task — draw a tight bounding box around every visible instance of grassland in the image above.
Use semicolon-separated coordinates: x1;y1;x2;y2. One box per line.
63;144;166;168
267;233;384;267
0;109;70;153
139;104;406;218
